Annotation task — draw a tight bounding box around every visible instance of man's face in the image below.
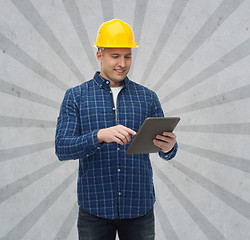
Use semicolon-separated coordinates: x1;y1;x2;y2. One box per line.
97;48;132;87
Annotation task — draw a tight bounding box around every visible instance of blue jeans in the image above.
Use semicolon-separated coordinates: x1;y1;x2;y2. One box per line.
77;207;155;240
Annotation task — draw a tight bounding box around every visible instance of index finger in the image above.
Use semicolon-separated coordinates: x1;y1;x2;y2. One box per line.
120;125;137;135
162;132;176;139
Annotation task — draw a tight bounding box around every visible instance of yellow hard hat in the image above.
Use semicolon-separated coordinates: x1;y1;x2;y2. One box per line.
95;19;138;48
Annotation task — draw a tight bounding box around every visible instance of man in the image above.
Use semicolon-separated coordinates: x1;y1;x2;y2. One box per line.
55;19;178;240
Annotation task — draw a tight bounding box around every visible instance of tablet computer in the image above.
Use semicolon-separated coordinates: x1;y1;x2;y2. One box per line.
126;117;180;154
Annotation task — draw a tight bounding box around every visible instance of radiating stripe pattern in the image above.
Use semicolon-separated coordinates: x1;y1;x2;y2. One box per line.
0;0;249;239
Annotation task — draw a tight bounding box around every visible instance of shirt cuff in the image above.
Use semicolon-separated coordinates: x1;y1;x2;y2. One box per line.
158;142;178;161
85;129;102;156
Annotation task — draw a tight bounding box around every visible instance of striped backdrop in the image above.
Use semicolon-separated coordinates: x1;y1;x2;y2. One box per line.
0;0;249;239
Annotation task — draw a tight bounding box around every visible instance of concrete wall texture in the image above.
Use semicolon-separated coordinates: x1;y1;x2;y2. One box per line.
0;0;249;239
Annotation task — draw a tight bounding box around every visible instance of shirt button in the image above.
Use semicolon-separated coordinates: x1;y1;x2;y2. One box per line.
119;192;121;196
117;147;120;151
113;107;115;111
97;147;100;150
86;154;89;157
106;81;109;85
118;168;121;172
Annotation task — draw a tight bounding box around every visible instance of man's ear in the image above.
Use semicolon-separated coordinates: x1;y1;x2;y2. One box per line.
96;51;103;63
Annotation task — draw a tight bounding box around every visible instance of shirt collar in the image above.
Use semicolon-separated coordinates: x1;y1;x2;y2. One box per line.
94;71;130;90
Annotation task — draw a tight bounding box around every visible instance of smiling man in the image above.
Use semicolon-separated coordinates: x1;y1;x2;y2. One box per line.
55;19;178;240
97;48;132;87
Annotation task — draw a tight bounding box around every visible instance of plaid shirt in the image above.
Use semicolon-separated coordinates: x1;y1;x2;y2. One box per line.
55;72;178;219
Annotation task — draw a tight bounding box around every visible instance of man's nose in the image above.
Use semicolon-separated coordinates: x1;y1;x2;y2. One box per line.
118;57;126;67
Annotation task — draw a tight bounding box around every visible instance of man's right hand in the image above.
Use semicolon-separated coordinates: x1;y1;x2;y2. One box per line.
97;125;136;145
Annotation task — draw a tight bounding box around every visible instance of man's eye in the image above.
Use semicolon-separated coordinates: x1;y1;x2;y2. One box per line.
112;56;119;58
125;56;131;59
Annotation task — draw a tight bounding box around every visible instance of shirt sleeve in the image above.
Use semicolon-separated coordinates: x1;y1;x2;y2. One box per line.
150;90;178;161
159;142;178;160
55;88;101;161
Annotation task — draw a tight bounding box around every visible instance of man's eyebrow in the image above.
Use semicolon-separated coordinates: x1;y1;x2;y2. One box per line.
110;53;132;56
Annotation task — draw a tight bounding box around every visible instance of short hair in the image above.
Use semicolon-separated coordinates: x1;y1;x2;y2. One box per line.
98;47;105;52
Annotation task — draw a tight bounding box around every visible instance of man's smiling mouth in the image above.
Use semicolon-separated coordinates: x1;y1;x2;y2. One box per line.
115;69;125;73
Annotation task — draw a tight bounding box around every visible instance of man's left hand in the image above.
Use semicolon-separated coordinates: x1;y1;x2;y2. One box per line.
153;132;176;153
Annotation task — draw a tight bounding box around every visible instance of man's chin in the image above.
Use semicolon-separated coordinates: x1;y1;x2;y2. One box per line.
113;73;127;81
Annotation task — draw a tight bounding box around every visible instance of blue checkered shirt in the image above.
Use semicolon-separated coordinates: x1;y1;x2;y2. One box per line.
55;72;178;219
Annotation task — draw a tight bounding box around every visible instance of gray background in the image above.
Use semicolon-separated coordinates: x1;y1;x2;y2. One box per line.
0;0;250;239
